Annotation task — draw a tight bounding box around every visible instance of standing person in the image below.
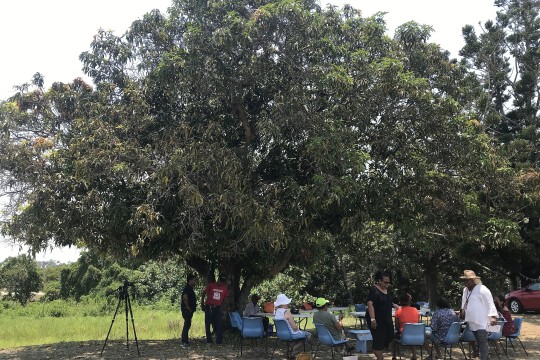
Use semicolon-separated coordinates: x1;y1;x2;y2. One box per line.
201;274;230;344
366;270;396;360
180;273;197;348
460;270;498;360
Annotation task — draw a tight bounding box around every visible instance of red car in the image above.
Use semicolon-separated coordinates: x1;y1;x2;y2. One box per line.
505;282;540;313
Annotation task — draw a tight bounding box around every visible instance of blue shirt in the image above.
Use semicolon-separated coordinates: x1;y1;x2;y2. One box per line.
431;308;459;341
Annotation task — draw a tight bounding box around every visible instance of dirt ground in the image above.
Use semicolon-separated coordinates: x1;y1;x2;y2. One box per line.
0;314;538;360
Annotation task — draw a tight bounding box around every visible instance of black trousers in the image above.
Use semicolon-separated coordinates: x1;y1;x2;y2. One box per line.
181;309;193;344
205;306;224;344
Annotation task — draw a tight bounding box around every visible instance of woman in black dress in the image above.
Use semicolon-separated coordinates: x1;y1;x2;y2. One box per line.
366;270;395;360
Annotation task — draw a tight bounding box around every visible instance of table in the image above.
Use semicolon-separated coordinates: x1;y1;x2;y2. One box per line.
255;312;313;330
350;311;366;329
328;306;349;312
348;329;372;353
419;307;431;326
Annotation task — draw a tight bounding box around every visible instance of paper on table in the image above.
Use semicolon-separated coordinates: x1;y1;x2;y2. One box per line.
486;324;501;333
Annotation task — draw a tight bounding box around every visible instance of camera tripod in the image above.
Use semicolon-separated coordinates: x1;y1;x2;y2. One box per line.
100;281;140;356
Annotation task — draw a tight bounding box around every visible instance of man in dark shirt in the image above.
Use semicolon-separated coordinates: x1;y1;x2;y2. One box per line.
181;273;197;348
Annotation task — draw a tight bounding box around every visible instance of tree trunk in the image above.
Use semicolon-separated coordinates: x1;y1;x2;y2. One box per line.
423;265;438;308
337;252;354;306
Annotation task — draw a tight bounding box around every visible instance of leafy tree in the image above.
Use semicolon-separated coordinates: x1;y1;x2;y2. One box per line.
0;255;43;305
0;0;523;308
460;0;540;285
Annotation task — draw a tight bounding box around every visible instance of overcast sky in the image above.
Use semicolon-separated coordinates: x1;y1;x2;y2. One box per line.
0;0;498;262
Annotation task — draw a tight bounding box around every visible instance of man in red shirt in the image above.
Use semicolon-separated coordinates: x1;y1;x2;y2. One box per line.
393;293;420;360
201;275;230;344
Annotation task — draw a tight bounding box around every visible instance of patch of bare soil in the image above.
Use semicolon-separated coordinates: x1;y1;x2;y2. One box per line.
0;314;539;360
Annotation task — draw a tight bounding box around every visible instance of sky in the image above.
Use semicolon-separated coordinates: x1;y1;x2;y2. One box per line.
0;0;498;262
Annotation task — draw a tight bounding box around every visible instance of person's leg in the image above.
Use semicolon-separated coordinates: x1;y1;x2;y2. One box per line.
433;343;442;357
215;309;224;344
181;309;193;345
204;307;213;343
411;345;417;359
473;330;489;360
392;334;400;359
370;324;386;360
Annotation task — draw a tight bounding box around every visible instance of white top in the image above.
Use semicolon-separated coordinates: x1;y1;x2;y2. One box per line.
275;307;303;335
461;284;498;331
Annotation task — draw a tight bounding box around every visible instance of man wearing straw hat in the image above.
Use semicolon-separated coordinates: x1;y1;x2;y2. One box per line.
460;270;498;360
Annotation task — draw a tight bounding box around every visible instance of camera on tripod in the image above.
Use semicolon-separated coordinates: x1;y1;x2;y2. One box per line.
101;279;140;356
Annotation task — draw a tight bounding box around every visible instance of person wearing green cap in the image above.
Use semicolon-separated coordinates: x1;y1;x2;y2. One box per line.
313;297;345;340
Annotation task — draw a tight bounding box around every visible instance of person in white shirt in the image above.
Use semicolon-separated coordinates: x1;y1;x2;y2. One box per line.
460;270;498;360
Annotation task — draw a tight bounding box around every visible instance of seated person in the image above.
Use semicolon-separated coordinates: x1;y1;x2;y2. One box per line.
393;293;420;360
244;293;270;332
427;298;460;359
274;293;312;356
312;297;345;340
494;294;516;336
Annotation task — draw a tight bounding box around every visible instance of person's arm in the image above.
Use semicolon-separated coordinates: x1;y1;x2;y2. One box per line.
367;300;377;329
284;309;299;331
430;311;439;332
243;302;253;317
335;313;344;331
394;308;401;333
201;289;207;311
183;292;192;312
481;286;498;324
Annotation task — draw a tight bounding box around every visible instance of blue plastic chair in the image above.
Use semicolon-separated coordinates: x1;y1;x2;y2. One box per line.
239;317;267;355
459;323;477;359
270;319;308;360
487;321;507;360
353;303;366;328
396;323;425;360
505;317;528;356
313;323;350;360
227;311;241;343
429;322;462;359
229;312;244;346
354;303;366;312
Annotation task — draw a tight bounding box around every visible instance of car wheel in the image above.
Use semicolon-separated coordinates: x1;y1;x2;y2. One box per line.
509;299;523;314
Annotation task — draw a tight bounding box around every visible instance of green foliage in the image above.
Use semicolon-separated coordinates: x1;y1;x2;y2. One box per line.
0;255;42;306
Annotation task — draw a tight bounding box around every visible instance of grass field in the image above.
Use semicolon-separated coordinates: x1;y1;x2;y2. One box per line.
0;299;351;349
0;300;207;348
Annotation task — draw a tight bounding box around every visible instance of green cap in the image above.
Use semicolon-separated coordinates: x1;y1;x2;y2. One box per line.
315;297;330;308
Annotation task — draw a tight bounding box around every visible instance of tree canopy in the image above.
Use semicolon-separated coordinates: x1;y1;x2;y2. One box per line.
0;0;536;306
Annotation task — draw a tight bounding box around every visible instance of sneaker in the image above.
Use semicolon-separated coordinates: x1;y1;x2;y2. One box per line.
181;343;189;348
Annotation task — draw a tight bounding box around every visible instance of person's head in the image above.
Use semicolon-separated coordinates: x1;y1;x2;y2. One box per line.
494;293;506;308
251;294;261;304
374;270;391;290
399;293;411;306
218;275;227;284
436;298;450;309
315;297;330;310
460;270;481;289
187;273;196;285
274;293;292;308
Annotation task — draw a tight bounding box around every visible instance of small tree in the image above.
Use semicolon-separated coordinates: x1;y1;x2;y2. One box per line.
0;255;43;305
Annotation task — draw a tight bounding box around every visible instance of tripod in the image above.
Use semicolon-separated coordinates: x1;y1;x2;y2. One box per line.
101;281;140;356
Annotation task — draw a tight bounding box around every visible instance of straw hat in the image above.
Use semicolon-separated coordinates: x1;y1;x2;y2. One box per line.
460;270;482;284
